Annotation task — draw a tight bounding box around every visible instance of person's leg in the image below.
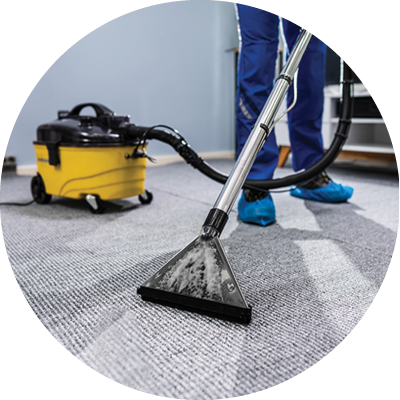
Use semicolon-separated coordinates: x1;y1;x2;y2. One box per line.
236;4;280;180
282;20;353;202
282;19;326;171
236;5;280;225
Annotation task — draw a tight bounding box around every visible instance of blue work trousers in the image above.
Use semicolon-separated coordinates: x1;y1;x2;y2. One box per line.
236;4;327;179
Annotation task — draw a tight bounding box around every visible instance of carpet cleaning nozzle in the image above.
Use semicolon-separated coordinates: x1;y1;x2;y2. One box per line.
137;30;313;323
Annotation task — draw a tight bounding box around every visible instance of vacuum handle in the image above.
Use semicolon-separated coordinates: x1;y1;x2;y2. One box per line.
69;103;114;117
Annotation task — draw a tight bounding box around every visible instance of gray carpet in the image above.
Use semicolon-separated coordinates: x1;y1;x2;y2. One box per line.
1;160;398;399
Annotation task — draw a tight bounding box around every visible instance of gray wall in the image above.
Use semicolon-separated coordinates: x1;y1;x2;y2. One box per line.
7;0;239;166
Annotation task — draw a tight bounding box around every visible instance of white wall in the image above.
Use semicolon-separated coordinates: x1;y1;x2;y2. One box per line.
6;0;239;167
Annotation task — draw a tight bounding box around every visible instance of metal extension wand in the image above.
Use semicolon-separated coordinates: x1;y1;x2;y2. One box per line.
201;30;312;238
137;30;313;324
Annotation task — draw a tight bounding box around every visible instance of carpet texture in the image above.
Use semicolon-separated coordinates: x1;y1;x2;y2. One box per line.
1;160;398;399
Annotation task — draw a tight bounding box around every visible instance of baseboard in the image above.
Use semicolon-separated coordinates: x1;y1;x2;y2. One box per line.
16;165;37;176
201;150;235;160
16;151;235;176
148;150;235;167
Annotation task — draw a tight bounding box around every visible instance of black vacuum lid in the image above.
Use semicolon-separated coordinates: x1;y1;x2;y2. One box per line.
35;103;139;146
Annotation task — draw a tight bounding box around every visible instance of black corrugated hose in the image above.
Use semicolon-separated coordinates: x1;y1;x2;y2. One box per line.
124;62;354;191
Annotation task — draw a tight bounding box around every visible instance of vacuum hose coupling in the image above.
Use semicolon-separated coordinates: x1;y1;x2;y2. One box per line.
200;208;229;240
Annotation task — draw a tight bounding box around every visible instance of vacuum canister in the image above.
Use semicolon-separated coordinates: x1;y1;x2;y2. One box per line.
32;103;152;213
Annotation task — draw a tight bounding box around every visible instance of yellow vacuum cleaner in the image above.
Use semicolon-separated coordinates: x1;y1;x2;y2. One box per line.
31;103;152;213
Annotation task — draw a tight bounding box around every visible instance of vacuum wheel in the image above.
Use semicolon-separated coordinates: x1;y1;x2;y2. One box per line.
86;195;106;214
31;174;52;204
139;190;153;205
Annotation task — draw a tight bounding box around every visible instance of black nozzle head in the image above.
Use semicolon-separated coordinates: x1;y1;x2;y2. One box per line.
137;235;252;324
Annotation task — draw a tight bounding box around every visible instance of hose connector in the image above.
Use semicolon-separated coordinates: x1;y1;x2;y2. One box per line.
200;208;229;239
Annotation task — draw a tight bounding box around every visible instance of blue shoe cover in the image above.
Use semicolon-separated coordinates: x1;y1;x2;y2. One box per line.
290;181;354;203
238;191;276;226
